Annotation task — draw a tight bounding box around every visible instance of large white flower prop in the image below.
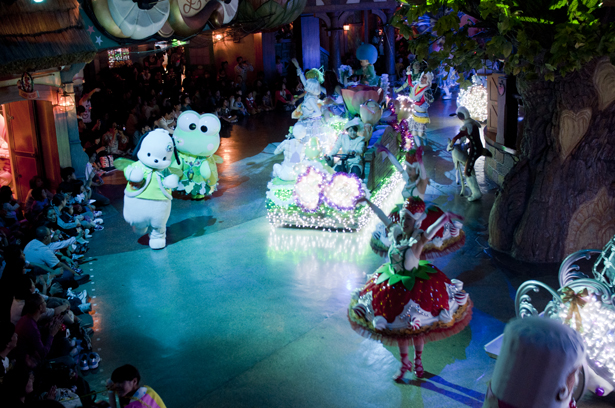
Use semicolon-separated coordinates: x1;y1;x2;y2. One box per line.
323;172;365;211
293;166;327;212
294;167;366;213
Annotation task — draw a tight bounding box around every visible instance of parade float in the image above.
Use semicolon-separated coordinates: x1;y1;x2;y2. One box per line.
265;78;408;232
485;235;615;400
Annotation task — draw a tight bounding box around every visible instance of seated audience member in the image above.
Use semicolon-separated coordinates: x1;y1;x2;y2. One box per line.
180;94;192;112
275;83;295;111
231;95;249;116
102;122;129;157
217;100;237;124
261;90;275;111
244;91;260;115
0;186;21;226
10;275;37;325
24;226;87;288
25;187;48;220
42;206;81;239
14;293;64;362
63;163;110;208
24;176;53;215
154;106;176;134
109;364;167;408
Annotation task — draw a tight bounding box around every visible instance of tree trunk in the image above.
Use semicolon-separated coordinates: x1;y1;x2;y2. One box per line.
489;57;615;263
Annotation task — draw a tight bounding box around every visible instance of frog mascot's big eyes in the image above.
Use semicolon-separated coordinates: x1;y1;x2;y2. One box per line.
172;111;223;199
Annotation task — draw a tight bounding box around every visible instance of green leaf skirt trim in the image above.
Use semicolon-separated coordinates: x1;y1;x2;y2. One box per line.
374;260;436;291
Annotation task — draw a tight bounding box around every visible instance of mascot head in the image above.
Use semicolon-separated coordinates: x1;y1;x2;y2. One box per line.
134;129;176;170
174;111;221;157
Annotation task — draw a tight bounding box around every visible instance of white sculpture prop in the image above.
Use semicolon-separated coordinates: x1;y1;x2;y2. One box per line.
272;123;308;181
502;235;615;400
121;129;179;249
108;0;170;40
483;317;586;408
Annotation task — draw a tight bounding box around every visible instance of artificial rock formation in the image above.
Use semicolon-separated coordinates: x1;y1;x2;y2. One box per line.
489;57;615;263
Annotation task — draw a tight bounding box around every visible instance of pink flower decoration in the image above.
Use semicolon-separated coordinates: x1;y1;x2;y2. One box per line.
341;85;384;117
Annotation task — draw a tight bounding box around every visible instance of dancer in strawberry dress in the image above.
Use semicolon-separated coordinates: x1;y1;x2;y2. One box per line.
371;146;465;259
350;196;472;381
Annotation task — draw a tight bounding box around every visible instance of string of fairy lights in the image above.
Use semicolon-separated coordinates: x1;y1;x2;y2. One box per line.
558;296;615;383
456;79;488;122
267;171;404;259
266;171;403;232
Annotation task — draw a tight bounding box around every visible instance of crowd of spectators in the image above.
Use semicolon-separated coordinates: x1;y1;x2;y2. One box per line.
0;43;370;405
0;164;113;405
75;47;308;171
0;45;313;406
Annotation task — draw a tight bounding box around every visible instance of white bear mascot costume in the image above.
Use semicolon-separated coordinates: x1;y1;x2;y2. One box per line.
123;129;179;249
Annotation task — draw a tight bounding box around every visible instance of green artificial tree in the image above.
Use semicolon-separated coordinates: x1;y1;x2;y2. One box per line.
393;0;615;263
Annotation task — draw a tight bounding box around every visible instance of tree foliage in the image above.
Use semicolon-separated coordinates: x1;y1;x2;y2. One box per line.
393;0;615;86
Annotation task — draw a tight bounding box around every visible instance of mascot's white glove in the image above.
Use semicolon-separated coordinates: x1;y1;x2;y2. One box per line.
163;174;179;189
127;167;145;183
199;162;211;180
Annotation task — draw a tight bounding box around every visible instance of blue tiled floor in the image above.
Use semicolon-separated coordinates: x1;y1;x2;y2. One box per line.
80;104;614;407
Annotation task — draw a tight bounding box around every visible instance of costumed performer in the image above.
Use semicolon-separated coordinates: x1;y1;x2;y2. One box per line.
407;72;434;144
172;111;223;199
119;129;180;249
291;58;324;120
483;317;585;408
349;196;472;381
355;44;379;86
394;61;423;94
449;106;491;202
325;118;365;177
371;145;465;258
378;144;428;200
294;137;334;175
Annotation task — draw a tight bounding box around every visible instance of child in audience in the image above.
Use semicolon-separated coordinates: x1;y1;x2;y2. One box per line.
244;91;260;115
261;90;274;111
109;364;167;408
233;95;249;116
0;186;21;226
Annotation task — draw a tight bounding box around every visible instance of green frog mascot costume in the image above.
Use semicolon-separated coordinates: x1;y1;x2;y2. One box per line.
172;111;223;199
119;129;181;249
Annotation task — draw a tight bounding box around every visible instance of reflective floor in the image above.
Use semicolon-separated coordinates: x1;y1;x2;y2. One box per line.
81;101;614;407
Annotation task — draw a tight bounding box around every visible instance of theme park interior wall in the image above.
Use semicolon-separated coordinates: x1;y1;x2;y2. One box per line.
1;99;63;201
35;100;63;189
187;35;214;67
213;33;263;82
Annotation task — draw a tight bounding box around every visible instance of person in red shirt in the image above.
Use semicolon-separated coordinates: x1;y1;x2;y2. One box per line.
275;83;295;111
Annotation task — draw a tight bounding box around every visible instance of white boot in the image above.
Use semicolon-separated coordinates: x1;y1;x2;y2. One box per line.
149;227;167;250
466;174;482;201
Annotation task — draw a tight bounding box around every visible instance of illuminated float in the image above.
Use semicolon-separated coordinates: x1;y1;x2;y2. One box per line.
266;78;406;231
